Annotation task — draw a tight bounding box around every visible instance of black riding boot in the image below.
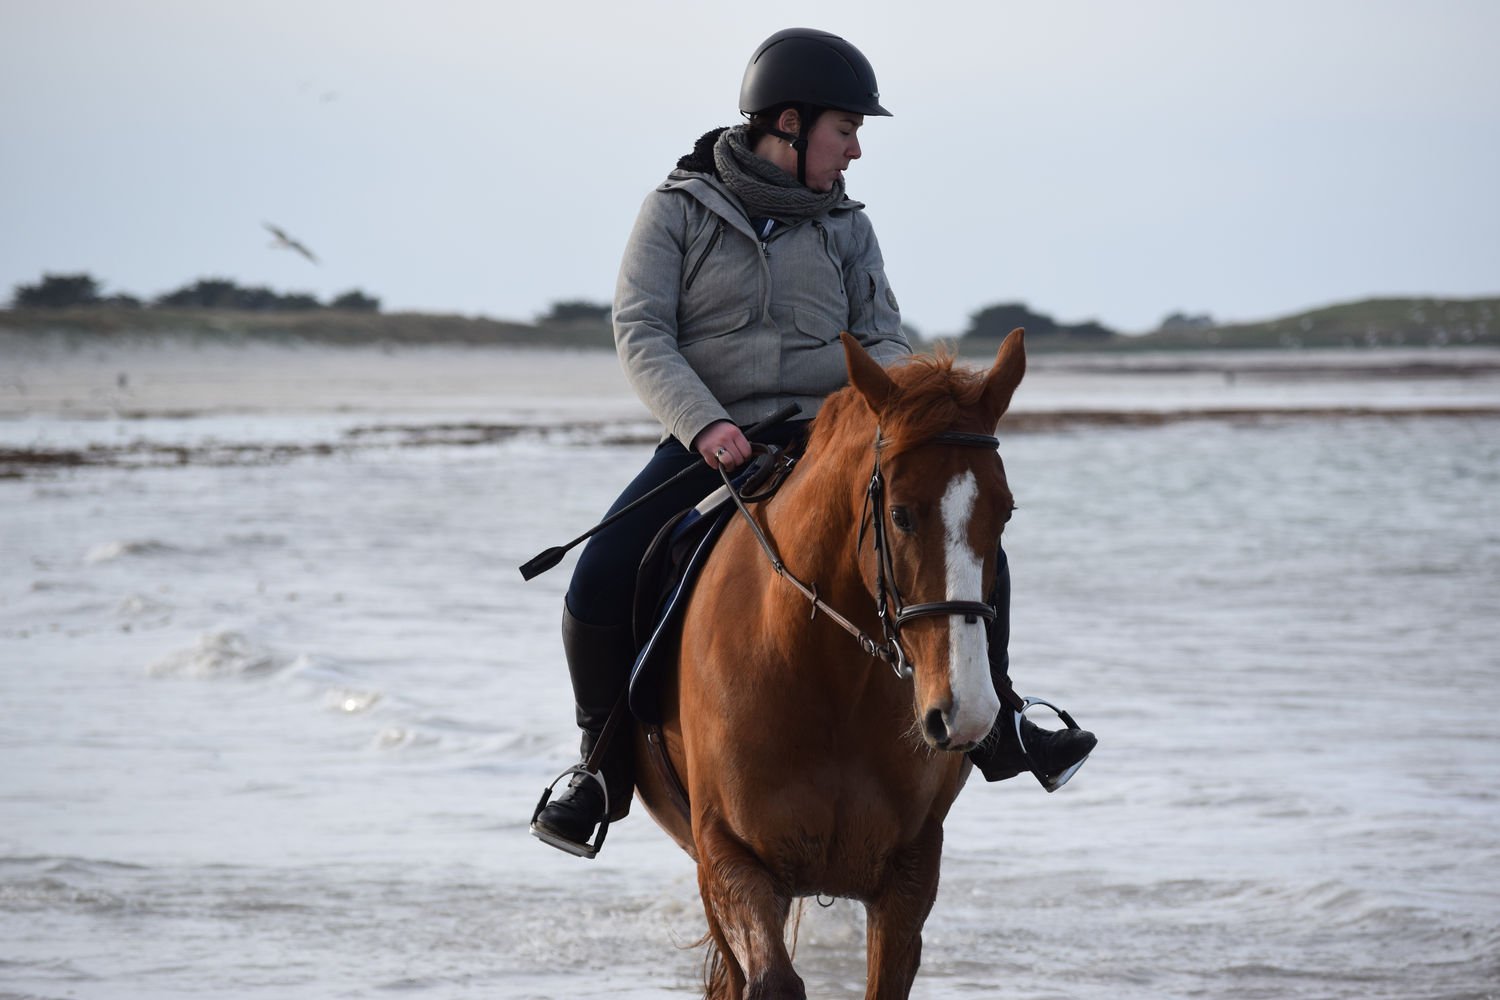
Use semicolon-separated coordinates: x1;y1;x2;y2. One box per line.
967;551;1097;788
530;605;637;855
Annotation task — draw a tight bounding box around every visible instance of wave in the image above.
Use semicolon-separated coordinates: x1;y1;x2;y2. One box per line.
147;630;291;679
0;856;145;915
84;538;183;564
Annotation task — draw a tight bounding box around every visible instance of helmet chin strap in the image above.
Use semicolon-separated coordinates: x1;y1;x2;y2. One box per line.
764;103;817;186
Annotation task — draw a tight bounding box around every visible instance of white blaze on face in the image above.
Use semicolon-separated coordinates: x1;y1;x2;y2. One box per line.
941;470;1001;742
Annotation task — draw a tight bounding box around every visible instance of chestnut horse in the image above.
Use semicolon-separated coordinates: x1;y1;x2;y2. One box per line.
633;329;1028;999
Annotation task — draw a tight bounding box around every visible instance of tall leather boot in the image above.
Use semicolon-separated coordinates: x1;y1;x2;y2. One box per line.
967;551;1097;787
531;605;638;855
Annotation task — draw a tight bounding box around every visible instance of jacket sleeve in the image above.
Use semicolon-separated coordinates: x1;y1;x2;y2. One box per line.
843;211;911;367
613;190;734;448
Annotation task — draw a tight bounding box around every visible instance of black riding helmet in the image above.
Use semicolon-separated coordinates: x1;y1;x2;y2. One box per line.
739;28;891;185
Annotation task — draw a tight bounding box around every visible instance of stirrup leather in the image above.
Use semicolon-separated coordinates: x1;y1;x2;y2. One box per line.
1015;696;1092;793
529;764;612;859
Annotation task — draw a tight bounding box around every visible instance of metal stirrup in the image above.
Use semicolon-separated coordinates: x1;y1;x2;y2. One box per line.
1014;697;1091;793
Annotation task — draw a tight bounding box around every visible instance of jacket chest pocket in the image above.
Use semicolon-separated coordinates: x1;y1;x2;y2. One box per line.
678;305;755;347
774;221;848;339
683;219;726;291
679;223;762;332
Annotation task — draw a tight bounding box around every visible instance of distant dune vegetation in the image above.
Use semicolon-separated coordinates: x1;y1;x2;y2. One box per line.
1108;296;1498;351
3;272;1496;351
954;297;1498;351
0;303;617;348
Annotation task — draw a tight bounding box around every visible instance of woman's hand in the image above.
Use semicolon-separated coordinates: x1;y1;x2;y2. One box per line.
692;420;751;470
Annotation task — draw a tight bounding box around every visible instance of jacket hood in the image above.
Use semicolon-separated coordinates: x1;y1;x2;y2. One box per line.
675;127;729;176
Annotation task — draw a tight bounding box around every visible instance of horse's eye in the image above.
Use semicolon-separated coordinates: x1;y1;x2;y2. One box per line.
889;506;914;532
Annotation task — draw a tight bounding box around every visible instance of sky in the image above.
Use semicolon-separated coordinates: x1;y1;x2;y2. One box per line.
2;0;1497;337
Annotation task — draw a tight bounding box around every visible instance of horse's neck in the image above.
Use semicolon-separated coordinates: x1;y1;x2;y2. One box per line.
756;430;917;722
764;431;871;608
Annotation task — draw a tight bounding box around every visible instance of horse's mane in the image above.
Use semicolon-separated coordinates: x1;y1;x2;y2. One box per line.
811;346;993;459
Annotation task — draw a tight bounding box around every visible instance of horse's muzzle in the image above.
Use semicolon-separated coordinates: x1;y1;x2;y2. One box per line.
922;706;990;752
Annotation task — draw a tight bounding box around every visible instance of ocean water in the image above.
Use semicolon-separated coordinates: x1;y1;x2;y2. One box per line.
2;342;1498;999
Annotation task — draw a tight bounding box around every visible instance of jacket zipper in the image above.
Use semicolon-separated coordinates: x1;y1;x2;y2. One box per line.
685;220;725;290
812;219;837;268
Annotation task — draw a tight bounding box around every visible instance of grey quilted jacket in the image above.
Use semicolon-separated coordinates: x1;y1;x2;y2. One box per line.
613;167;910;448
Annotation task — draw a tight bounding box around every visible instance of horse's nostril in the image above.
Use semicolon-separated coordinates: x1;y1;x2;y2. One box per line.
923;707;949;744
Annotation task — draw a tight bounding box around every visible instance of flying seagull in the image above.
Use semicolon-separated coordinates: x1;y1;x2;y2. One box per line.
263;222;319;265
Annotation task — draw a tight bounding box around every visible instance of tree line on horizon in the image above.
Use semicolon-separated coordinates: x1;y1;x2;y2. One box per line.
9;273;380;313
962;302;1119;340
531;299;1138;342
11;272;1222;341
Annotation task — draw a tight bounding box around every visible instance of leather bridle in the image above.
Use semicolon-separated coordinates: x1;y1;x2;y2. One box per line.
721;428;1003;680
862;429;1002;678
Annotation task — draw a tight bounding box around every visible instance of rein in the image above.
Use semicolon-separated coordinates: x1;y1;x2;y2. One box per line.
719;429;1002;681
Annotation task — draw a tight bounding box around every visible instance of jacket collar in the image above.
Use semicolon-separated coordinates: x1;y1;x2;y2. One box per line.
663;164;864;244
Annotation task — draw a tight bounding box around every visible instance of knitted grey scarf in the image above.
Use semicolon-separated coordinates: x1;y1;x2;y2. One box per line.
712;125;845;223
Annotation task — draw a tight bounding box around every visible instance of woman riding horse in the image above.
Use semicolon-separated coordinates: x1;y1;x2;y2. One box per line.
531;27;1096;857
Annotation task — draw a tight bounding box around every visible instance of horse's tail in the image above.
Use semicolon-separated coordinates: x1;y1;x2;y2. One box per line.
688;924;736;1000
701;937;732;1000
693;900;806;998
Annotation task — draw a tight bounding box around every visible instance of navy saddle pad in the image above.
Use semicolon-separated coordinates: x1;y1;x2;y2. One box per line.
627;487;737;724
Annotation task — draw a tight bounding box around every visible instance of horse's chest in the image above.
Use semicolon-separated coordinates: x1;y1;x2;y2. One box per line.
736;768;955;894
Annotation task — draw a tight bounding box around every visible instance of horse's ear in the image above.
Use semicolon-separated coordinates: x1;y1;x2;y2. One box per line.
981;328;1027;427
841;331;897;416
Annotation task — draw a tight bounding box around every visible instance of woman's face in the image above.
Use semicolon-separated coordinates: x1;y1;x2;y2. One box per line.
800;111;864;192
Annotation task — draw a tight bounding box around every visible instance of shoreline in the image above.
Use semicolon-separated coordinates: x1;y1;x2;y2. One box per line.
6;344;1499;408
6;406;1498;481
4;335;1497;480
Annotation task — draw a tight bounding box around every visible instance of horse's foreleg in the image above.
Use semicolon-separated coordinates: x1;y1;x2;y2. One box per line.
863;829;945;1000
696;818;805;1000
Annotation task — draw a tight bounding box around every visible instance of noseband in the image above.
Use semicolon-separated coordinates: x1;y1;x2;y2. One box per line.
722;428;1002;681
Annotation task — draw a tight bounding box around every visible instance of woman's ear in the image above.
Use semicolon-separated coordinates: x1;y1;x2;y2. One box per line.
777;107;801;137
